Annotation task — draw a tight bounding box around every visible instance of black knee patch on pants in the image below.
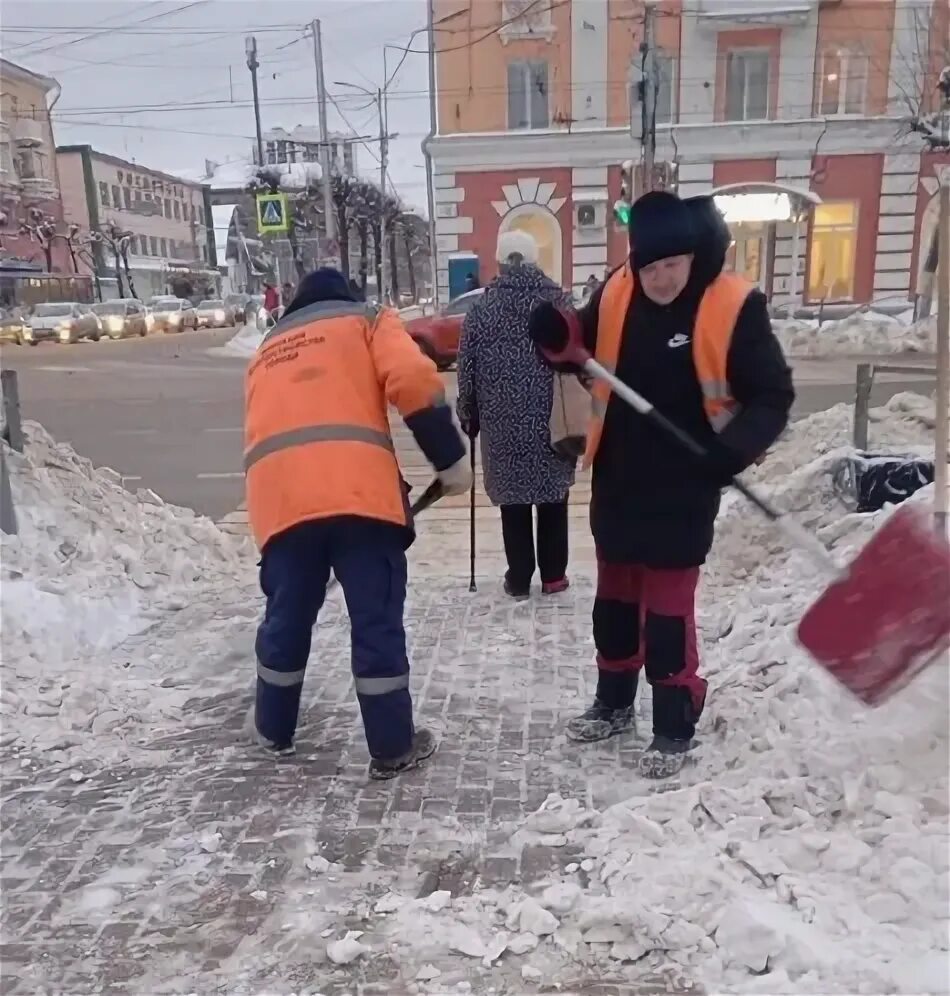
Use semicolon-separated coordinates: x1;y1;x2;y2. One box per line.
643;611;686;682
593;597;640;661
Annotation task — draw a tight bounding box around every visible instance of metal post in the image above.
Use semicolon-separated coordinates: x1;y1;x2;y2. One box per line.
311;19;337;266
853;363;874;452
640;2;657;195
378;87;388;303
789;219;802;312
0;448;16;536
1;369;24;453
424;0;440;307
246;36;264;167
934;180;949;537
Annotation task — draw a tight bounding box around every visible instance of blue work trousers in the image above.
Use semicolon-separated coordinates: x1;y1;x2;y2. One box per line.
255;519;412;760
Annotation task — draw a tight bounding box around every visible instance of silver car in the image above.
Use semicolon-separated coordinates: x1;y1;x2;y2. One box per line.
92;299;148;340
27;302;101;344
195;299;235;329
149;297;198;334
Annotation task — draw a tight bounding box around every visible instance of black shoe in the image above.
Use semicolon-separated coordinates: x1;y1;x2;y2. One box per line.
369;728;438;781
638;735;695;779
503;573;531;600
566;698;636;743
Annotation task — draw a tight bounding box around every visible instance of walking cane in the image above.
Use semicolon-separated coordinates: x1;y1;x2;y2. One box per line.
468;438;477;592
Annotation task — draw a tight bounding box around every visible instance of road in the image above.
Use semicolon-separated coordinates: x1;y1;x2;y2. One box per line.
0;329;938;521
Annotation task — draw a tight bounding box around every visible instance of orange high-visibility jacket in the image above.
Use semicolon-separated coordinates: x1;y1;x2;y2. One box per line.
583;264;753;469
244;300;446;550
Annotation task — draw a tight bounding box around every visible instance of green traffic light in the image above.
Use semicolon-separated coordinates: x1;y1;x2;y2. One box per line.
613;199;631;225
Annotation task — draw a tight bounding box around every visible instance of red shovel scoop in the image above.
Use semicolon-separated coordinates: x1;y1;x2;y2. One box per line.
531;304;950;707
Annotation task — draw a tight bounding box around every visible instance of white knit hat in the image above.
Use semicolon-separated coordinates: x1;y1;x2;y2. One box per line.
495;229;539;265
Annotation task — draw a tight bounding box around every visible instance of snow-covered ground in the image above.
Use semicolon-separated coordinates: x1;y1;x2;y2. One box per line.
2;396;946;994
775;310;936;358
1;422;253;755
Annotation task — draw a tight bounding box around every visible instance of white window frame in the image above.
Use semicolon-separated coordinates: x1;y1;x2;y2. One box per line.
724;47;771;122
818;47;868;117
507;60;550;130
654;52;678;125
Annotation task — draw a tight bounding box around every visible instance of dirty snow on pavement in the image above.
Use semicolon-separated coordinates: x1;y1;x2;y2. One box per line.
1;422;252;759
2;397;947;995
774;310;936;357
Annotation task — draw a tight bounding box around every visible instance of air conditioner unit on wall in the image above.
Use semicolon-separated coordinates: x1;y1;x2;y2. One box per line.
575;201;605;230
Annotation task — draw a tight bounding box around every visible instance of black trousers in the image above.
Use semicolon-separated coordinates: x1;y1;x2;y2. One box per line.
500;501;569;589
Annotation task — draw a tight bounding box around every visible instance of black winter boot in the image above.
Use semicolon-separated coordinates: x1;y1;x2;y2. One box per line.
566;671;638;743
640;685;700;778
369;728;438;780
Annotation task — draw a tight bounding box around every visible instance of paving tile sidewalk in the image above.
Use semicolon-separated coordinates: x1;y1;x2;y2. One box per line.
1;513;686;995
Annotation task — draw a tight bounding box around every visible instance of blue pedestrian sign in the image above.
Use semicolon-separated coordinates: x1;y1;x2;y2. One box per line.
257;193;288;234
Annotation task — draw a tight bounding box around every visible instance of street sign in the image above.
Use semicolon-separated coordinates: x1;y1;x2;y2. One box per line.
256;193;288;234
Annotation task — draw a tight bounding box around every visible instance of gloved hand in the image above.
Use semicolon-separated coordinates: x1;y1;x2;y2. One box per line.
528;301;585;373
701;439;747;489
438;453;474;496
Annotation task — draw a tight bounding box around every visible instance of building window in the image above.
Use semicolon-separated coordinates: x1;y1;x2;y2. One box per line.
724;49;770;121
198;206;204;225
265;141;277;165
201;245;207;261
123;187;132;210
173;201;181;220
507;60;549;130
164;198;172;218
111;184;121;206
160;238;168;257
808;201;858;302
98;181;110;206
818;47;868;116
150;236;159;256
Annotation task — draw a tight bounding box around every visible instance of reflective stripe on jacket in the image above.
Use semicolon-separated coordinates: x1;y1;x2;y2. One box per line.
584;264;753;469
244;299;446;549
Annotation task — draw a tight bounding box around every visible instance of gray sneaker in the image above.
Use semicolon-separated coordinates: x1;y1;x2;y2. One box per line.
566;699;636;743
369;728;438;780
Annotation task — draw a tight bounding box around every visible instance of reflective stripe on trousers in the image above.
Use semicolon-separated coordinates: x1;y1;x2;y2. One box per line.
354;673;410;696
244;423;394;471
257;662;306;687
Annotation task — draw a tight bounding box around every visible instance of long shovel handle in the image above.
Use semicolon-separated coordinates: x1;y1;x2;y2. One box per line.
468;441;477;592
582;357;840;576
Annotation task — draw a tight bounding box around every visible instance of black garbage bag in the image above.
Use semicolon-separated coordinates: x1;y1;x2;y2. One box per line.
832;453;935;514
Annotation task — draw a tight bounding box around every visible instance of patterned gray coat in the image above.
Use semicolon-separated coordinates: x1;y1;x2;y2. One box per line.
455;265;576;507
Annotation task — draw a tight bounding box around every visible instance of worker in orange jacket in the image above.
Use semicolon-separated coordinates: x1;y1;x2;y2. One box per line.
245;267;472;779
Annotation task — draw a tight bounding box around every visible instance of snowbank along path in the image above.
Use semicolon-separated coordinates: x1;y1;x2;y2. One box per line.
1;395;947;995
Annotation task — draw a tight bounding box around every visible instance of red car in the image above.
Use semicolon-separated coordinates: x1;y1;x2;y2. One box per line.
405;289;484;371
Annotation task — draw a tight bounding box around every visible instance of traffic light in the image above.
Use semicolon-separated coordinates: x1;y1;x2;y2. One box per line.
613;159;634;225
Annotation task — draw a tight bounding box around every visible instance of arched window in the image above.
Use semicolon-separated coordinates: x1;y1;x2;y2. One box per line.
498;204;562;283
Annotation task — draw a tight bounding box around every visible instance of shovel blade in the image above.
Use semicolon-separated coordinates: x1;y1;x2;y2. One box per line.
797;502;950;706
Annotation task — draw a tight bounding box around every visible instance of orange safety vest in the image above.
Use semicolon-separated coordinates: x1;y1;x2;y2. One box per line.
584;264;753;469
244;300;444;550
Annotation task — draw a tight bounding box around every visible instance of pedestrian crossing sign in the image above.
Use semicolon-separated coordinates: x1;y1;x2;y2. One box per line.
256;193;288;233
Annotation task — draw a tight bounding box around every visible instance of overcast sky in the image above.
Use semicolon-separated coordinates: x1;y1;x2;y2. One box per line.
3;0;432;211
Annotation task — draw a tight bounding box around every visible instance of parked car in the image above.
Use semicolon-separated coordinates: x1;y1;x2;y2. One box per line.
27;302;101;344
404;288;484;370
195;299;235;329
92;299;148;339
0;308;31;346
149;297;198;333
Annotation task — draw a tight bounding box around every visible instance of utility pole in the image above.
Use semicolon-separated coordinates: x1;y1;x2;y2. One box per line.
378;87;389;304
935;178;949;537
245;36;264;167
311;19;337;266
640;2;657;196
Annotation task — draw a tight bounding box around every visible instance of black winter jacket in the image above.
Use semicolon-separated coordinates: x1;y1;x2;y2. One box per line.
579;239;794;569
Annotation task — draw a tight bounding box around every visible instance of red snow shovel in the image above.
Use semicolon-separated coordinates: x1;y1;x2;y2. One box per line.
533;308;950;707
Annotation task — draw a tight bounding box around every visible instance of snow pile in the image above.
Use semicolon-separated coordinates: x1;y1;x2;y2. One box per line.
1;423;252;751
775;312;936;357
375;393;947;994
219;322;264;359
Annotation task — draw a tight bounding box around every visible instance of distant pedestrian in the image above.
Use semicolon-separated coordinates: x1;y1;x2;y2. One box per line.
456;231;576;599
281;281;295;306
463;271;480;293
583;273;599;300
263;283;279;317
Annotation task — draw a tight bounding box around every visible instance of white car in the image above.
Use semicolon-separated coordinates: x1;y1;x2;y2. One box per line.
27;302;101;344
195;299;235;329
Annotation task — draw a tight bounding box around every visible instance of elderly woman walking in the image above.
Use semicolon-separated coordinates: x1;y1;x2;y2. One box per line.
456;231;577;598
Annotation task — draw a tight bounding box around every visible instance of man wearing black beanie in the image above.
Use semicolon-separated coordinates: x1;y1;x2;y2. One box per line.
529;190;794;777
